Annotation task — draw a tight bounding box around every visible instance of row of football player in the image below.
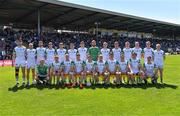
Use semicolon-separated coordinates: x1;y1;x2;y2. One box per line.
13;42;165;87
13;39;164;63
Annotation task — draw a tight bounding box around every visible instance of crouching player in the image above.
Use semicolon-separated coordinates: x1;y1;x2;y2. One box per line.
128;52;144;84
51;55;61;85
94;55;108;84
107;52;119;85
116;54;129;84
61;54;71;87
75;53;86;88
86;55;94;86
35;59;49;85
144;56;157;84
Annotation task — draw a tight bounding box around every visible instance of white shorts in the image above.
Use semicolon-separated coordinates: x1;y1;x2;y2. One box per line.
26;63;36;69
155;63;163;69
15;60;26;67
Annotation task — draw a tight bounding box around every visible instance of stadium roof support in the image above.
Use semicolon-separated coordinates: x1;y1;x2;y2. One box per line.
0;0;180;37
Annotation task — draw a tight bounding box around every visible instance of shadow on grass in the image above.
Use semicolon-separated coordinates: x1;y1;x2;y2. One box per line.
8;83;178;92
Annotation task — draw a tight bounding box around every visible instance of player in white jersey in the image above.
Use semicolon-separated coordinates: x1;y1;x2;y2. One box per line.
60;54;72;87
112;41;121;61
94;55;107;84
117;54;130;83
68;43;77;61
45;42;56;84
13;40;26;86
107;52;119;85
56;42;66;63
143;56;157;84
78;41;87;61
75;53;86;88
101;42;110;61
85;55;94;86
132;42;143;60
26;43;36;85
143;41;154;63
123;41;132;61
154;44;165;83
45;42;55;67
36;40;46;64
51;55;61;85
128;52;144;84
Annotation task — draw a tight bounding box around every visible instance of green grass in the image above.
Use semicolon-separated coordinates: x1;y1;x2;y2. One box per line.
0;55;180;116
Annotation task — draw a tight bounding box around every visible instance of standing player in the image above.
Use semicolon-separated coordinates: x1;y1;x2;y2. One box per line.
75;53;86;88
45;42;56;84
68;43;77;61
123;41;132;61
154;44;165;83
101;42;110;61
26;43;36;85
144;56;157;84
132;42;143;60
78;41;88;61
51;55;61;85
36;40;46;64
56;42;66;63
128;52;144;84
88;40;100;61
143;41;154;63
13;40;26;86
112;41;121;61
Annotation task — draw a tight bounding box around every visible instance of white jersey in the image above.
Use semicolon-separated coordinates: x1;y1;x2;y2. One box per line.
119;60;128;73
144;63;155;76
143;47;154;63
107;59;117;73
75;60;85;73
26;48;36;63
101;48;110;61
123;48;132;61
129;58;141;74
36;47;46;62
78;47;87;61
46;48;55;62
68;49;77;61
112;48;121;61
96;61;106;74
132;47;142;59
63;60;71;74
14;46;26;61
86;60;94;72
154;50;164;66
52;61;61;71
57;48;66;62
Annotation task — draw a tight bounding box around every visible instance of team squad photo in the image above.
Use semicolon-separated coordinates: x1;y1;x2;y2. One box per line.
13;39;165;89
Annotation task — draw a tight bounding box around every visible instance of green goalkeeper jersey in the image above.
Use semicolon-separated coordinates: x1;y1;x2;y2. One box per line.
88;47;100;61
36;65;48;75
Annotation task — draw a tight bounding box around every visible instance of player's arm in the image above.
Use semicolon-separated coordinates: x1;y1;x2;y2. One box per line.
128;61;132;73
12;49;16;67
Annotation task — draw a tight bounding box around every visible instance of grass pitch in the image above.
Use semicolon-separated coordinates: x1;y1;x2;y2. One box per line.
0;55;180;116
